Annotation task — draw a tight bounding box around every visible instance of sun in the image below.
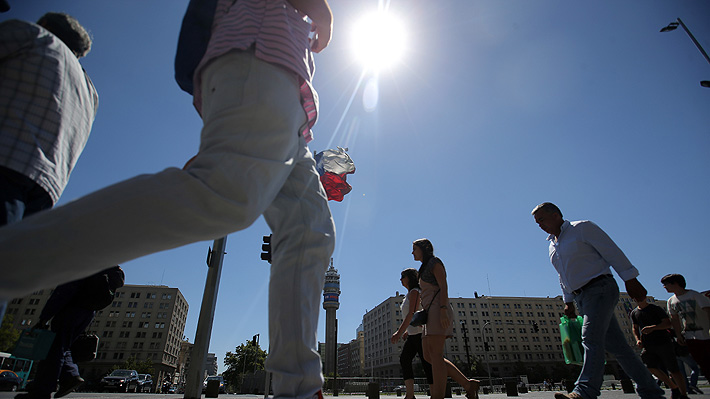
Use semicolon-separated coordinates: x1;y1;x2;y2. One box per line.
351;11;407;71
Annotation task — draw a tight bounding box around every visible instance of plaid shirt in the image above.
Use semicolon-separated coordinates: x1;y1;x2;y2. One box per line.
193;0;318;143
0;19;98;204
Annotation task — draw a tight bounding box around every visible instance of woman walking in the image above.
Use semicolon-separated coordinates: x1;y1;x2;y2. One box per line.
413;238;479;399
391;268;433;399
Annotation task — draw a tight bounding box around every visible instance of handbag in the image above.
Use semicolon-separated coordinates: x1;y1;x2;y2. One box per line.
12;328;56;360
410;289;440;327
559;315;584;365
71;333;99;362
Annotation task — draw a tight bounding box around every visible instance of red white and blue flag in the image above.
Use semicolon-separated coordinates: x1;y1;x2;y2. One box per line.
315;147;355;202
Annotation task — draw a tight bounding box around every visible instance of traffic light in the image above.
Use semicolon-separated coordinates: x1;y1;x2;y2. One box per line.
261;235;272;263
532;321;539;333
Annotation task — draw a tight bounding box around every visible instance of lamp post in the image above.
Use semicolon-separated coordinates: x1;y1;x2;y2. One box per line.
481;322;493;392
660;17;710;88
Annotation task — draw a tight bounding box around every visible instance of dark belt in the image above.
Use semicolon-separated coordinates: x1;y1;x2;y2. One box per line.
572;274;612;295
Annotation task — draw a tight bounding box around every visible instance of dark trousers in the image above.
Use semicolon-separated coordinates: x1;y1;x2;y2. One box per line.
0;166;53;225
31;307;94;395
0;166;53;322
400;333;433;383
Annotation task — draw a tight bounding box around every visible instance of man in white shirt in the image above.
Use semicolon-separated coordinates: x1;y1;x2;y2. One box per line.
532;202;663;399
661;273;710;380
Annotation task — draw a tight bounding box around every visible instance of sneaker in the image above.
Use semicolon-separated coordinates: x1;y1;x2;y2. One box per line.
54;376;84;398
554;392;583;399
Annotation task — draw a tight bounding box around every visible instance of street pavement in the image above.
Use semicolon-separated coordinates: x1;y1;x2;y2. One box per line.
1;389;709;399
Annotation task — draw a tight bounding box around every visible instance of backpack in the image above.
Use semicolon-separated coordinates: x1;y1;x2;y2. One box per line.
174;0;219;95
78;266;125;310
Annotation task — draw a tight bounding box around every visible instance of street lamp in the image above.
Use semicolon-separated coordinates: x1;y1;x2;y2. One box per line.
660;17;710;88
481;322;493;392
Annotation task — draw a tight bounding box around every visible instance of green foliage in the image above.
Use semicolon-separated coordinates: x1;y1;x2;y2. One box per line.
0;314;21;352
223;339;267;390
111;355;155;375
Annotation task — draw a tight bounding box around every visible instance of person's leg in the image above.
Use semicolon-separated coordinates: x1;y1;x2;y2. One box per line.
600;299;663;398
0;50;309;299
423;335;447;399
685;339;710;382
400;335;418;398
571;280;618;399
647;368;677;389
414;334;433;385
261;115;335;398
443;358;478;397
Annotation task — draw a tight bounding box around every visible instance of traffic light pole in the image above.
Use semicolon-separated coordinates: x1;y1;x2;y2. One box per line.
184;236;227;399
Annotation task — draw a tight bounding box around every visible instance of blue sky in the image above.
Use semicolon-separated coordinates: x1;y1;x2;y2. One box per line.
5;1;709;374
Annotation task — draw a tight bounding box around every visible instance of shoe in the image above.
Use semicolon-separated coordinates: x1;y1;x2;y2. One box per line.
554;392;583;399
54;376;84;398
692;387;704;395
313;390;324;399
671;388;681;399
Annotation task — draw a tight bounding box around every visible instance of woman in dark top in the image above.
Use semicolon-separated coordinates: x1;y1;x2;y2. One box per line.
413;238;479;399
391;268;433;399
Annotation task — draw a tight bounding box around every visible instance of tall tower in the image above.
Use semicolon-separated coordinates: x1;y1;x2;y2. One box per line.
323;259;340;376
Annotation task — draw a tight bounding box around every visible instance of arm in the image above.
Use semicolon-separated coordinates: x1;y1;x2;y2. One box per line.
640;316;672;335
391;290;419;343
631;320;643;348
564;302;577;318
286;0;332;53
582;222;641;286
432;261;450;329
669;312;685;345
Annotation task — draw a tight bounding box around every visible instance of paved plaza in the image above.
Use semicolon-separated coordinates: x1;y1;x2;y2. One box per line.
1;388;709;399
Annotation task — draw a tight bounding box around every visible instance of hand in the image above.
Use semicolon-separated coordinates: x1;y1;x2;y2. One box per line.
33;319;49;330
402;331;409;340
390;332;400;344
625;278;647;301
676;335;686;346
640;326;654;335
563;302;577;318
288;0;333;53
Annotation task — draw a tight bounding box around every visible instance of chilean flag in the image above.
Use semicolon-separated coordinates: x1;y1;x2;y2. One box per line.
315;147;355;202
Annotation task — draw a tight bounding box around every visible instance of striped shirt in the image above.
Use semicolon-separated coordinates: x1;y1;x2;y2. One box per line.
193;0;318;143
0;19;98;204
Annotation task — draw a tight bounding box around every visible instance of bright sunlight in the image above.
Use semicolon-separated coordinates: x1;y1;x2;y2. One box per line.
351;11;407;71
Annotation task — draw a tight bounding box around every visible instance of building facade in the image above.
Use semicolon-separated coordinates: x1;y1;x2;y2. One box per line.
4;284;189;389
362;291;664;381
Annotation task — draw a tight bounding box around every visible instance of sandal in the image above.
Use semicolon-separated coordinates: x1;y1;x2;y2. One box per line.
466;379;480;399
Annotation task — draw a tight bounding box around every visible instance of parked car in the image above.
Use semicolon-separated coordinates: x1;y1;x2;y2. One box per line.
137;373;153;393
100;369;139;392
0;370;22;392
203;375;226;394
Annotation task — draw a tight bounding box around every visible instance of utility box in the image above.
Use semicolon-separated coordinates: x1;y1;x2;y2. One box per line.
620;379;635;394
206;379;220;398
505;382;518;396
367;382;379;399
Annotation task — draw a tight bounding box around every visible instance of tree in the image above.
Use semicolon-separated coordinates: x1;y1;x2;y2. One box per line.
0;314;21;352
112;355;155;375
223;339;266;390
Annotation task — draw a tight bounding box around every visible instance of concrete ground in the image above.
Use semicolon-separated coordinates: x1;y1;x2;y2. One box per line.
2;387;709;399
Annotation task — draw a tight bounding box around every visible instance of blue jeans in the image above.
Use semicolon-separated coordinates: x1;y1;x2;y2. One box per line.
573;277;664;399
